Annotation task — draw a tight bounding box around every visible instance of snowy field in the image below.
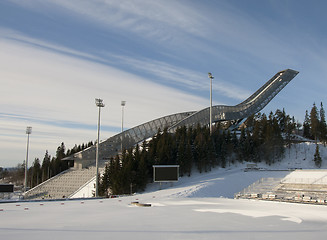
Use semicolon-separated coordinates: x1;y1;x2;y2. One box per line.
1;143;327;240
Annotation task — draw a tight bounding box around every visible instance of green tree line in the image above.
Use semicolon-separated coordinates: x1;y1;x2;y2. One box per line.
303;102;327;167
99;108;300;196
9;102;325;192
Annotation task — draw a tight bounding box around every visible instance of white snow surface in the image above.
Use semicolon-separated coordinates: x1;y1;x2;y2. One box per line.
1;143;327;239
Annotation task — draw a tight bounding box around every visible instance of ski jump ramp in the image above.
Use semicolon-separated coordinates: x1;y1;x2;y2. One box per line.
25;69;298;199
71;69;299;169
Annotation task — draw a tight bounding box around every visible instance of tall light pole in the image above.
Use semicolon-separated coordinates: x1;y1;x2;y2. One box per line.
24;126;32;192
208;73;214;135
121;100;126;153
95;98;105;198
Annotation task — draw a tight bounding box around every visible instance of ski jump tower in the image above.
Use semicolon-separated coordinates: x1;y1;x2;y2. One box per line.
71;69;299;169
24;69;298;200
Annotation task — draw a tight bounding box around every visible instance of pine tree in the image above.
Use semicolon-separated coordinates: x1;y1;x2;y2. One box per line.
314;144;322;168
41;150;51;181
284;114;295;150
275;109;286;131
184;141;193;176
109;155;122;195
56;142;66;160
225;130;233;166
177;136;186;176
238;127;247;162
194;129;206;172
272;115;284;161
303;110;311;139
310;103;320;142
99;164;110;197
136;154;148;191
319;102;327;145
31;158;41;187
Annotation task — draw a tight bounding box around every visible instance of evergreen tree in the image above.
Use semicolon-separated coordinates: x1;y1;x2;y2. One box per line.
263;113;274;165
238;127;247;162
271;115;285;161
303;110;311;139
245;114;255;129
53;142;69;174
220;139;227;168
275;109;286;131
41;150;51;181
31;158;41;187
136;153;148;191
225;130;234;166
310;103;319;142
108;155;122;195
314;144;322;168
184;141;193;176
284;114;295;150
319;102;327;145
194;129;206;172
176;136;186;176
99;164;110;197
56;142;66;160
207;135;216;168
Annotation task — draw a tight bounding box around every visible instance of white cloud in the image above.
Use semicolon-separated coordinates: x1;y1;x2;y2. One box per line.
8;0;301;67
10;0;208;42
0;30;209;167
105;53;251;100
0;117;101;167
53;0;208;37
2;0;324;168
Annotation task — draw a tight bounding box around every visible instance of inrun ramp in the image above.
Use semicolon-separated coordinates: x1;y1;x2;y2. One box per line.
71;68;298;169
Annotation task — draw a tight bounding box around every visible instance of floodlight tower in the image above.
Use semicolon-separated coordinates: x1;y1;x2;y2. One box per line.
121;100;126;153
24;126;32;192
208;73;214;135
121;101;126;132
95;98;105;198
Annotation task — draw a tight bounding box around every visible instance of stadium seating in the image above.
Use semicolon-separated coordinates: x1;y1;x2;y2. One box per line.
24;166;98;200
235;170;327;204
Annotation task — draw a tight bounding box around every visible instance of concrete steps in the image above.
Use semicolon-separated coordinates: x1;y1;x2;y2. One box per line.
24;167;97;200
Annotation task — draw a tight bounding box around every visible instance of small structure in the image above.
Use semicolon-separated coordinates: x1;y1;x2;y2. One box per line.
245;163;258;171
153;165;179;183
0;184;14;199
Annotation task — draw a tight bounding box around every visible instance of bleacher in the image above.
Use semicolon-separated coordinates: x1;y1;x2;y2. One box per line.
235;170;327;204
24;166;97;200
235;177;282;199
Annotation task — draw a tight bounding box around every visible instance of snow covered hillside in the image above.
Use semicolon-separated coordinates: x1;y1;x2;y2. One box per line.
144;142;327;198
1;142;327;240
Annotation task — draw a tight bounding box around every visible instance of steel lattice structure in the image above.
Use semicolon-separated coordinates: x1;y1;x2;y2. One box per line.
70;69;298;169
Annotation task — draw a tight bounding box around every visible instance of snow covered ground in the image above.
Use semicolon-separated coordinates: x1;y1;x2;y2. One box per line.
1;143;327;239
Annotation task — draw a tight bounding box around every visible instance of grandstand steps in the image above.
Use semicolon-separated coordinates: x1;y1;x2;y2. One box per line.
276;183;327;192
235;171;327;204
235;177;282;198
24;166;100;200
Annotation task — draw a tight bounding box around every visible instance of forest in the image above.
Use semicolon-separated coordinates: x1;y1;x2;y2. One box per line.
1;103;326;194
99;103;327;196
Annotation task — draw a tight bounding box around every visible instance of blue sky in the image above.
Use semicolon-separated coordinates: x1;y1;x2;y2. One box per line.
1;0;327;167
